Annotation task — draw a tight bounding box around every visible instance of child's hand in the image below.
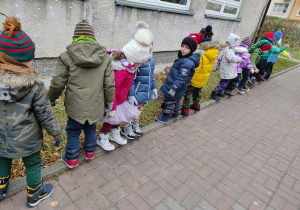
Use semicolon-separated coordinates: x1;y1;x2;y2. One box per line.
53;134;62;147
106;110;116;118
237;59;244;63
250;68;254;74
284;44;290;49
288;56;292;60
151;89;158;99
254;69;259;73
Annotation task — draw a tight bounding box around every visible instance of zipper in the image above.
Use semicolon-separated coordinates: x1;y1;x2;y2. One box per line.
148;61;151;99
135;81;141;94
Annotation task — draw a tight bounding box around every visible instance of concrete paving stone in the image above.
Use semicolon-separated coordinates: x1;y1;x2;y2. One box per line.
215;194;235;210
74;196;99;210
88;189;112;209
116;199;137;210
163;196;186;210
238;190;255;209
231;202;247;210
144;188;168;207
205;188;223;205
197;198;217;210
127;192;151;210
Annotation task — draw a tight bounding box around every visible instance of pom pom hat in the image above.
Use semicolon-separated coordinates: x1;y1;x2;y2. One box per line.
264;32;274;40
226;33;240;47
206;25;212;32
123;21;152;65
0;12;35;62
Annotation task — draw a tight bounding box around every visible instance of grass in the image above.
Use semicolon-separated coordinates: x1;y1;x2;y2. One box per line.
285;48;300;60
9;58;298;180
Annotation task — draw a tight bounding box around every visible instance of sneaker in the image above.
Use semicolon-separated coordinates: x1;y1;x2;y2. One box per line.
110;127;127;145
26;180;53;208
61;151;78;169
84;152;94;160
237;87;245;95
155;115;169;123
190;104;201;111
97;132;115;151
225;89;234;96
121;124;138;140
0;176;9;201
180;108;189;116
243;86;249;92
172;113;179;120
248;77;256;87
132;121;143;136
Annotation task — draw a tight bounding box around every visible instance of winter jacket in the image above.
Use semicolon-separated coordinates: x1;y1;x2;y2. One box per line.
248;37;278;60
235;44;253;73
128;57;157;104
160;51;202;100
267;46;289;63
250;48;262;70
0;71;61;159
190;41;219;88
48;42;115;124
212;47;241;79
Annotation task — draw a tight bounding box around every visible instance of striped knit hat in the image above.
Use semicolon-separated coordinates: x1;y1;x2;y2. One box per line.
0;29;35;62
241;36;252;48
72;20;96;41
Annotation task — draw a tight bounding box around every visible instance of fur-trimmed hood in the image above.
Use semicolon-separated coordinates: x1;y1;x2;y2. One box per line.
199;41;220;51
235;45;248;53
0;70;38;102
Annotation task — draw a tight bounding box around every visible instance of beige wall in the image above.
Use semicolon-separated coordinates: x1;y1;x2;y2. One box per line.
289;0;300;19
1;0;269;73
267;0;295;18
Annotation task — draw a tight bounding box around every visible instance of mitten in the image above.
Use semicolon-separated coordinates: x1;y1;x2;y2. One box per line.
53;134;62;147
168;89;176;97
151;89;158;99
106;110;116;118
128;96;138;106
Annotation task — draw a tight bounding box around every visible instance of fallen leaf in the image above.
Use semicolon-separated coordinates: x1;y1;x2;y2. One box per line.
50;201;58;208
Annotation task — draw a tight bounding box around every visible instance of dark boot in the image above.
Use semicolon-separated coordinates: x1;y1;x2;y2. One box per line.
180;107;190;116
216;91;226;98
190;104;201;111
0;175;9;201
210;90;222;101
225;89;234;96
26;179;53;208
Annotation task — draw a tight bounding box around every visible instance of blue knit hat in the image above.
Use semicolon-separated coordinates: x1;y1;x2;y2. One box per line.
274;31;282;40
73;20;96;41
206;25;212;32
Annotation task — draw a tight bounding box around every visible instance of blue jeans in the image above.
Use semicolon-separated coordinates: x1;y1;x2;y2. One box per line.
239;68;250;87
65;117;97;160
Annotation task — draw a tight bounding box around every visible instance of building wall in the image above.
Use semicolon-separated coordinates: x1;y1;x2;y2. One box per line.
289;0;300;20
1;0;269;75
267;0;295;18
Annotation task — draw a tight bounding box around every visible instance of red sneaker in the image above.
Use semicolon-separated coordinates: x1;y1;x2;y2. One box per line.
85;152;94;160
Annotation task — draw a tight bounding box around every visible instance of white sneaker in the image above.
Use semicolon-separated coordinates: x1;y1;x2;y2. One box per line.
109;127;127;145
97;132;115;151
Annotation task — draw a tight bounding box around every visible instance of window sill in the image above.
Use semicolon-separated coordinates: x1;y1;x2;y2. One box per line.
115;0;194;16
204;13;241;22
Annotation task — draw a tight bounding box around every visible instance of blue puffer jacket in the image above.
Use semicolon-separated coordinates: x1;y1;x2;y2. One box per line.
128;57;157;104
160;51;201;100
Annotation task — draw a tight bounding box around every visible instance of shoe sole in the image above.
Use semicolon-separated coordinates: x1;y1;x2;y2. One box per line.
120;130;137;140
26;188;53;208
155;117;169;124
61;158;78;169
96;140;115;151
0;194;6;201
109;138;127;145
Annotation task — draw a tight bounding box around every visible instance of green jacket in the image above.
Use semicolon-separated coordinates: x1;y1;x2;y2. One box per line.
250;48;261;70
48;42;115;124
0;71;61;159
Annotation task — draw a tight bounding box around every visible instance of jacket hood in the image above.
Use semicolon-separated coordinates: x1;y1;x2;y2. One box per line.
67;42;106;68
200;41;219;51
0;70;38;102
235;45;248;53
188;50;203;67
261;36;274;45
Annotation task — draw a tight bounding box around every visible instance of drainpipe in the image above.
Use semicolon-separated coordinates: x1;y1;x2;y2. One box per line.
254;0;272;43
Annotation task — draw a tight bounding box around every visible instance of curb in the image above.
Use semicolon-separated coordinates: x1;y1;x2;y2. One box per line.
6;63;300;197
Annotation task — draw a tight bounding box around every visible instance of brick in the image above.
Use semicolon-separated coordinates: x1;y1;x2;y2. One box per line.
206;171;223;186
88;190;111;209
232;203;247;210
171;184;191;201
226;169;240;182
247;184;271;204
205;188;223;204
50;186;72;208
181;192;202;209
215;195;234;210
238;191;255;209
283;202;298;210
248;198;267;210
191;174;212;191
264;177;279;192
68;182;95;201
276;188;300;207
175;167;193;182
107;184;132;203
294;180;300;193
253;171;269;185
145;188;168;207
116;199;136;210
269;194;285;210
129;168;149;184
127;193;151;210
120;172;141;191
216;182;239;200
97;178;123;196
221;178;243;194
185;179;207;197
136;180;159;198
197;165;213;179
153;176;175;194
74;196;99;210
163;196;185;210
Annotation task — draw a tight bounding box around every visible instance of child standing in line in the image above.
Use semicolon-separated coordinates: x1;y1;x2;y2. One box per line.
155;36;202;123
210;33;243;101
124;24;157;139
97;22;152;151
226;36;254;95
200;25;213;42
0;13;61;207
48;20;115;168
181;38;219;116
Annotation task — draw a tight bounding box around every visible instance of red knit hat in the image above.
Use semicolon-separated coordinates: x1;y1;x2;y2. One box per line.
260;44;272;51
264;32;274;40
188;33;203;44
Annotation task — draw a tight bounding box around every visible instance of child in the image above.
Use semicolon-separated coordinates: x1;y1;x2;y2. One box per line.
48;20;115;168
124;23;156;139
98;22;152;151
210;33;243;101
155;36;202;123
181;39;219;116
0;13;61;207
265;31;291;80
227;36;254;95
200;25;213;42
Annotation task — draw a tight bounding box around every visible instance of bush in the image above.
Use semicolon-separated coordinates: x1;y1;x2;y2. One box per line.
255;16;300;49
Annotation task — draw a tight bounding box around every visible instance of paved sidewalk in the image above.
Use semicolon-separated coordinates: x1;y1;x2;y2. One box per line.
2;68;300;210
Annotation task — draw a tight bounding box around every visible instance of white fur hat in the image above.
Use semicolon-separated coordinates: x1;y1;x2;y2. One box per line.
123;21;153;65
226;33;240;47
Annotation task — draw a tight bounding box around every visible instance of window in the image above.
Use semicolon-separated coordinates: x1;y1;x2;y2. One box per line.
272;3;289;14
117;0;191;11
205;0;242;19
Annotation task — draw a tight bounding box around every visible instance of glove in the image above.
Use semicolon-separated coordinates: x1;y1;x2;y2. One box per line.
50;100;56;107
127;96;138;106
106;110;115;118
168;89;176;97
151;89;158;99
53;134;62;147
105;101;113;112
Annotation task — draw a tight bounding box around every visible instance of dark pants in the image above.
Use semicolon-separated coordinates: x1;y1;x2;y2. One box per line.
0;152;42;188
226;73;241;91
161;96;181;116
182;85;202;109
214;79;231;92
264;62;274;80
65;117;97;161
239;68;250;87
251;58;267;78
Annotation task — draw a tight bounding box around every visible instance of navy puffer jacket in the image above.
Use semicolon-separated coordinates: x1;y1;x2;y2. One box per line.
128;57;157;104
160;51;201;100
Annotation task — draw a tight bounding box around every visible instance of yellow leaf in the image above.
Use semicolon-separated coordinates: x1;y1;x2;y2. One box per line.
50;201;58;208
